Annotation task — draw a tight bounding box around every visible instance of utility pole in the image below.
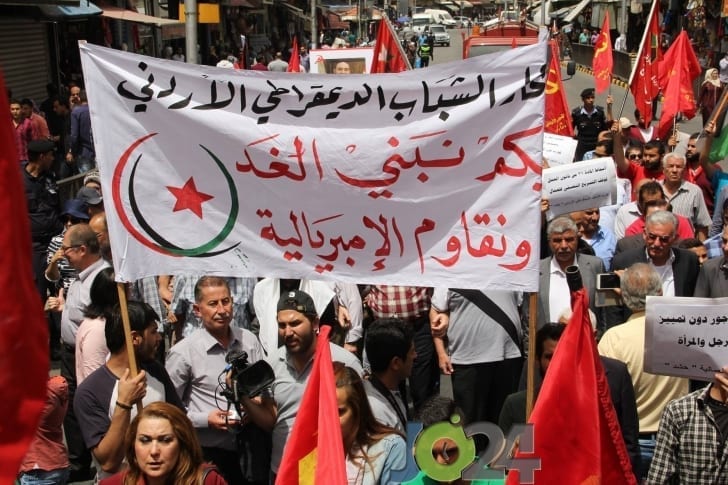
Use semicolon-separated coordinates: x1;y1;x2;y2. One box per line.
184;0;198;64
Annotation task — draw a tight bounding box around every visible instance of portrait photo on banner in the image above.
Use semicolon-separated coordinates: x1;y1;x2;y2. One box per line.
309;48;374;74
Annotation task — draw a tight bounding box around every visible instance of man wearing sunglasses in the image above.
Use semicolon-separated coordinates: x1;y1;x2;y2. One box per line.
613;210;699;298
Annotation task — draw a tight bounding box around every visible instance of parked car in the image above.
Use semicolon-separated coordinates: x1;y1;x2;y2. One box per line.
429;24;451;46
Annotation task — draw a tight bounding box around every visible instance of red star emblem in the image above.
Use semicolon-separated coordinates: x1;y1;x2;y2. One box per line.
166;177;214;219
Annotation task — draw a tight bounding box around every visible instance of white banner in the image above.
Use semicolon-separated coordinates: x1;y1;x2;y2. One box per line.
79;42;546;290
645;296;728;381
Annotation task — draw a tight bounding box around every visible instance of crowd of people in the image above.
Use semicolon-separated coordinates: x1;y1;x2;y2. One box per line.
13;57;728;485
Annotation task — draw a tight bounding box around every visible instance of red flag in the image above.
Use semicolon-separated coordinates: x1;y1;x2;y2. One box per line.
371;18;408;73
287;37;301;73
506;289;636;485
592;13;613;93
629;0;661;125
275;326;346;484
657;31;701;138
544;40;574;137
0;72;49;480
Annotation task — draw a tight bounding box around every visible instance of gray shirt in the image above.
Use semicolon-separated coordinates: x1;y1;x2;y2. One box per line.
60;257;110;346
268;341;362;473
166;325;264;450
431;288;522;365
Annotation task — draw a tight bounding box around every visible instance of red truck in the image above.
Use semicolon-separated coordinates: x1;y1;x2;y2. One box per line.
462;10;539;58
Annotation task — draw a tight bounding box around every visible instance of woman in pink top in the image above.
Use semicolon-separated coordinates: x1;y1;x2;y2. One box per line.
76;267;118;384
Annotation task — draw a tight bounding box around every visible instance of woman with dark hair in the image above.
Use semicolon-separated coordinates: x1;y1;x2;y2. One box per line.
100;401;227;485
334;362;406;484
75;267;118;384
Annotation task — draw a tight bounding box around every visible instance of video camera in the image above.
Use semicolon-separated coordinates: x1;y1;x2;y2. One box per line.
221;350;275;404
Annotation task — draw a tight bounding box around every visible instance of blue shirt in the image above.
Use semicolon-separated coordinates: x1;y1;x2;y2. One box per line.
584;226;617;270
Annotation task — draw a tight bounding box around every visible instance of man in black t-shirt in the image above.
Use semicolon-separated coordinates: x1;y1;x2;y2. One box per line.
571;88;612;161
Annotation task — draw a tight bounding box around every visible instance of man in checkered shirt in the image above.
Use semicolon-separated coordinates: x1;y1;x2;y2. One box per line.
648;365;728;483
365;286;437;411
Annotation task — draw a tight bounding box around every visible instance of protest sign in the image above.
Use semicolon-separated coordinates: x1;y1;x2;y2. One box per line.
542;157;616;219
542;133;577;167
645;296;728;380
79;41;546;290
309;48;374;74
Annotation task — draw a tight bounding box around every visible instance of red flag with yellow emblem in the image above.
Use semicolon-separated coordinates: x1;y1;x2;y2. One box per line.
275;326;346;484
592;13;613;93
657;30;701;139
544;40;574;137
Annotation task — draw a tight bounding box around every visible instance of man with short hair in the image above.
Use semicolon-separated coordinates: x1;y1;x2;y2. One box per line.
537;216;604;329
20;98;50;140
59;223;110;480
613;211;700;297
250;54;268;71
572;88;611;161
166;276;265;483
238;290;362;479
615;131;665;193
68;89;95;174
599;263;689;481
75;302;183;480
89;212;111;262
11;98;33;162
614;180;666;239
648;364;728;483
267;52;289;72
364;318;415;433
660;152;711;241
51;97;73;178
683;132;716;215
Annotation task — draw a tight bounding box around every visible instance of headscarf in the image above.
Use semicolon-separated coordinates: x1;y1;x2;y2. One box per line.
704;68;721;87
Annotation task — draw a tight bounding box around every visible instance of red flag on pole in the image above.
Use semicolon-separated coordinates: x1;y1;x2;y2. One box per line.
275;326;346;484
506;289;636;485
287;37;301;73
371;17;409;73
544;40;574;137
657;31;701;139
629;0;661;125
592;12;613;93
0;72;49;480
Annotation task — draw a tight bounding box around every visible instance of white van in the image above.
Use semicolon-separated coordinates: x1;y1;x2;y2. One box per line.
411;13;436;33
425;9;457;27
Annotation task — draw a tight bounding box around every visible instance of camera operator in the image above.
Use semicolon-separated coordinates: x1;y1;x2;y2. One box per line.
236;290;362;481
165;276;264;484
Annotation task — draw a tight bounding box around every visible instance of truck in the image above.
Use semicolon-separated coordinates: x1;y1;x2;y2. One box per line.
411;13;436;34
462;9;539;58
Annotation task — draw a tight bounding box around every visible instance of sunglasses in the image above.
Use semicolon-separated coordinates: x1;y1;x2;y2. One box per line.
63;216;84;225
646;233;672;244
628;154;642;160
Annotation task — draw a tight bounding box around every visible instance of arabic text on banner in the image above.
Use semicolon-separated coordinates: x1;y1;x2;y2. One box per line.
79;42;547;290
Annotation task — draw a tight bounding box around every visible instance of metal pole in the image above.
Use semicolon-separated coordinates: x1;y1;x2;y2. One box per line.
311;0;317;48
184;0;198;64
621;0;627;37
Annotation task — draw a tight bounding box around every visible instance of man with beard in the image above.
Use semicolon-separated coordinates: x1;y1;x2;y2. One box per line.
683;132;716;215
74;302;183;480
616;127;665;190
238;290;362;480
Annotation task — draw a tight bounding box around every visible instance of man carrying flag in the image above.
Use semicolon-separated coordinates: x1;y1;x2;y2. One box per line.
237;290;362;482
592;13;613;94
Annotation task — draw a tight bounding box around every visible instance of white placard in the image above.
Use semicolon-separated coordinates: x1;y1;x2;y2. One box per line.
645;296;728;381
543;132;577;167
542;157;617;219
309;47;375;74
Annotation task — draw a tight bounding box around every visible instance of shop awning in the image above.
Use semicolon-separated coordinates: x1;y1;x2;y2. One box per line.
563;0;590;22
38;1;102;19
224;0;260;7
326;11;348;28
101;6;181;26
453;0;473;8
283;2;306;18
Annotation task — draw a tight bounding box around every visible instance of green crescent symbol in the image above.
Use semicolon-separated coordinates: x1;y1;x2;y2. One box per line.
128;144;240;257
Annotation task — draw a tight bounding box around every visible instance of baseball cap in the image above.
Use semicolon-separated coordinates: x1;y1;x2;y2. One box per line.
619;117;632;130
61;198;90;220
76;186;102;206
28;139;56;155
277;290;317;316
